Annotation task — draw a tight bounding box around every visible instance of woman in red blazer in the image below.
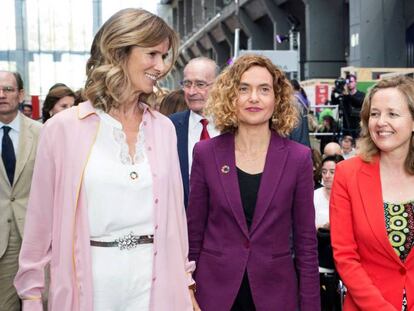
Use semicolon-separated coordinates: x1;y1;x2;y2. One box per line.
330;76;414;310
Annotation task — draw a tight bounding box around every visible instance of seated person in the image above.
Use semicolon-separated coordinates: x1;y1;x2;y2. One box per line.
340;135;356;159
314;155;344;311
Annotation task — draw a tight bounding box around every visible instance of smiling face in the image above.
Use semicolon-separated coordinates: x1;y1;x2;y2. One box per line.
0;71;24;123
183;59;216;114
368;87;414;157
236;66;275;129
126;39;170;95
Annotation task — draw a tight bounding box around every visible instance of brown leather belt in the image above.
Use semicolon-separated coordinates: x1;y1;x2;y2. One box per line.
90;232;154;250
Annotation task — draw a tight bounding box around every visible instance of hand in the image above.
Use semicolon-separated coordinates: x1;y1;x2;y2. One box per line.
189;288;202;311
343;86;349;95
322;222;330;230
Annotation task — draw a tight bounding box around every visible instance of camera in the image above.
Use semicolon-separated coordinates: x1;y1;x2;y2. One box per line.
332;77;347;95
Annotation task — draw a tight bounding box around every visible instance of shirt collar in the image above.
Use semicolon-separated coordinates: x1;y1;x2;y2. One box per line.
189;110;204;130
0;112;20;133
189;110;215;129
78;100;156;120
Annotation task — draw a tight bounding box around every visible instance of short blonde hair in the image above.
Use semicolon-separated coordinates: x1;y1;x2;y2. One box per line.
359;75;414;174
206;54;298;136
84;8;179;111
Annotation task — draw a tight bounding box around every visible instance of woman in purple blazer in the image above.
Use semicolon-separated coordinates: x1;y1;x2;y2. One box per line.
187;54;320;311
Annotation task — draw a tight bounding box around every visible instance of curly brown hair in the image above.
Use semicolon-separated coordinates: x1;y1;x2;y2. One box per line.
359;75;414;174
84;8;179;112
205;54;298;136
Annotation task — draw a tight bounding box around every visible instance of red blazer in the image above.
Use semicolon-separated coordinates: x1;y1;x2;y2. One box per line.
330;156;414;311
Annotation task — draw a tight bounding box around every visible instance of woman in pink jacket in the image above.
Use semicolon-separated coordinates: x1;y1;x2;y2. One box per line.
14;8;198;311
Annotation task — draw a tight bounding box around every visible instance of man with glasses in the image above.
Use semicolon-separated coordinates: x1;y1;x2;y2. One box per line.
0;70;41;310
170;57;220;209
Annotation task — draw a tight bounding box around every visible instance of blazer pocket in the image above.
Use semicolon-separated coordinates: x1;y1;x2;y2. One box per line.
271;251;292;260
201;247;222;257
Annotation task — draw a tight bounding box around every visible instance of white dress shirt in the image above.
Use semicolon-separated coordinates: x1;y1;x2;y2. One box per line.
313;187;330;228
0;112;21;155
187;110;220;174
342;148;356;160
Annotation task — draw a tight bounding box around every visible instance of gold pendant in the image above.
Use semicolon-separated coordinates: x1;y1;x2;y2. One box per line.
130;171;138;180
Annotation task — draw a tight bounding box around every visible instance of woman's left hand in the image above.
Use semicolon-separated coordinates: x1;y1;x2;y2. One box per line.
189;288;202;311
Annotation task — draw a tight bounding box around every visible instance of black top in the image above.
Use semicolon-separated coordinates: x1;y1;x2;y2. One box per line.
231;167;262;311
236;167;262;229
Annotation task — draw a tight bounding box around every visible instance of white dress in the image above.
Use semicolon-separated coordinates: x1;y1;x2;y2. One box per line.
84;109;154;311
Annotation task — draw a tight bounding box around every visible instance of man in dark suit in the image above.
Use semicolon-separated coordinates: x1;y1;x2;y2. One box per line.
0;71;41;310
169;57;219;208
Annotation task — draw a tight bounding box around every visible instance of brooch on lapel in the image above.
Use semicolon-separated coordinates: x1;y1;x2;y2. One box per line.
221;165;230;174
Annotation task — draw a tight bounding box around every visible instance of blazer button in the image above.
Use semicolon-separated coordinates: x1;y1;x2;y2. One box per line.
10;197;15;202
244;241;250;249
7;219;12;223
399;267;406;275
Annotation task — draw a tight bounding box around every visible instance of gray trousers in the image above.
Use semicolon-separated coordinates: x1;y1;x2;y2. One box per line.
0;218;21;311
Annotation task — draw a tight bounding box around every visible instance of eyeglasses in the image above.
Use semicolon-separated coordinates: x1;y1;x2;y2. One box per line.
0;86;17;94
180;80;212;90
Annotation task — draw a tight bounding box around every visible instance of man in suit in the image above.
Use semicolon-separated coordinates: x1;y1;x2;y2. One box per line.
170;57;220;208
0;70;41;310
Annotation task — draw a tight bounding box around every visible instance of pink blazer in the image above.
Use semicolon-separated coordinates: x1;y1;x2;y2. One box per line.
14;102;195;311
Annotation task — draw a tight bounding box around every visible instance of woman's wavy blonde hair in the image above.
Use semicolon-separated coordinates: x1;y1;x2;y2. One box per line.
359;75;414;174
205;54;298;136
84;8;179;111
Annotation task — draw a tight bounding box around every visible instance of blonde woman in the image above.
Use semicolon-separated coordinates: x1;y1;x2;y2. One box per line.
330;76;414;310
15;9;198;311
187;54;320;311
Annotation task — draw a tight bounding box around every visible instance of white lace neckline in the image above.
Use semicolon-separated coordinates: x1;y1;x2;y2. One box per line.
96;109;146;165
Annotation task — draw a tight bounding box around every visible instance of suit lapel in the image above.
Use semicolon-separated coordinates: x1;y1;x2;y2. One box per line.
0;149;9;188
13;115;34;187
358;159;403;266
250;132;288;234
214;132;249;238
177;111;190;185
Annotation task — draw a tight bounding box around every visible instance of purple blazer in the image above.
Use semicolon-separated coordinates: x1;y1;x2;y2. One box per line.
187;131;320;311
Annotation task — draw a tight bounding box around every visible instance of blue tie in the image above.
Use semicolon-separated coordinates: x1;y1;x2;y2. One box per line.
2;126;16;185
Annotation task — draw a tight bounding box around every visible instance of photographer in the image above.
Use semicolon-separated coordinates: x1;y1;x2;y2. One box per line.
331;74;365;138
